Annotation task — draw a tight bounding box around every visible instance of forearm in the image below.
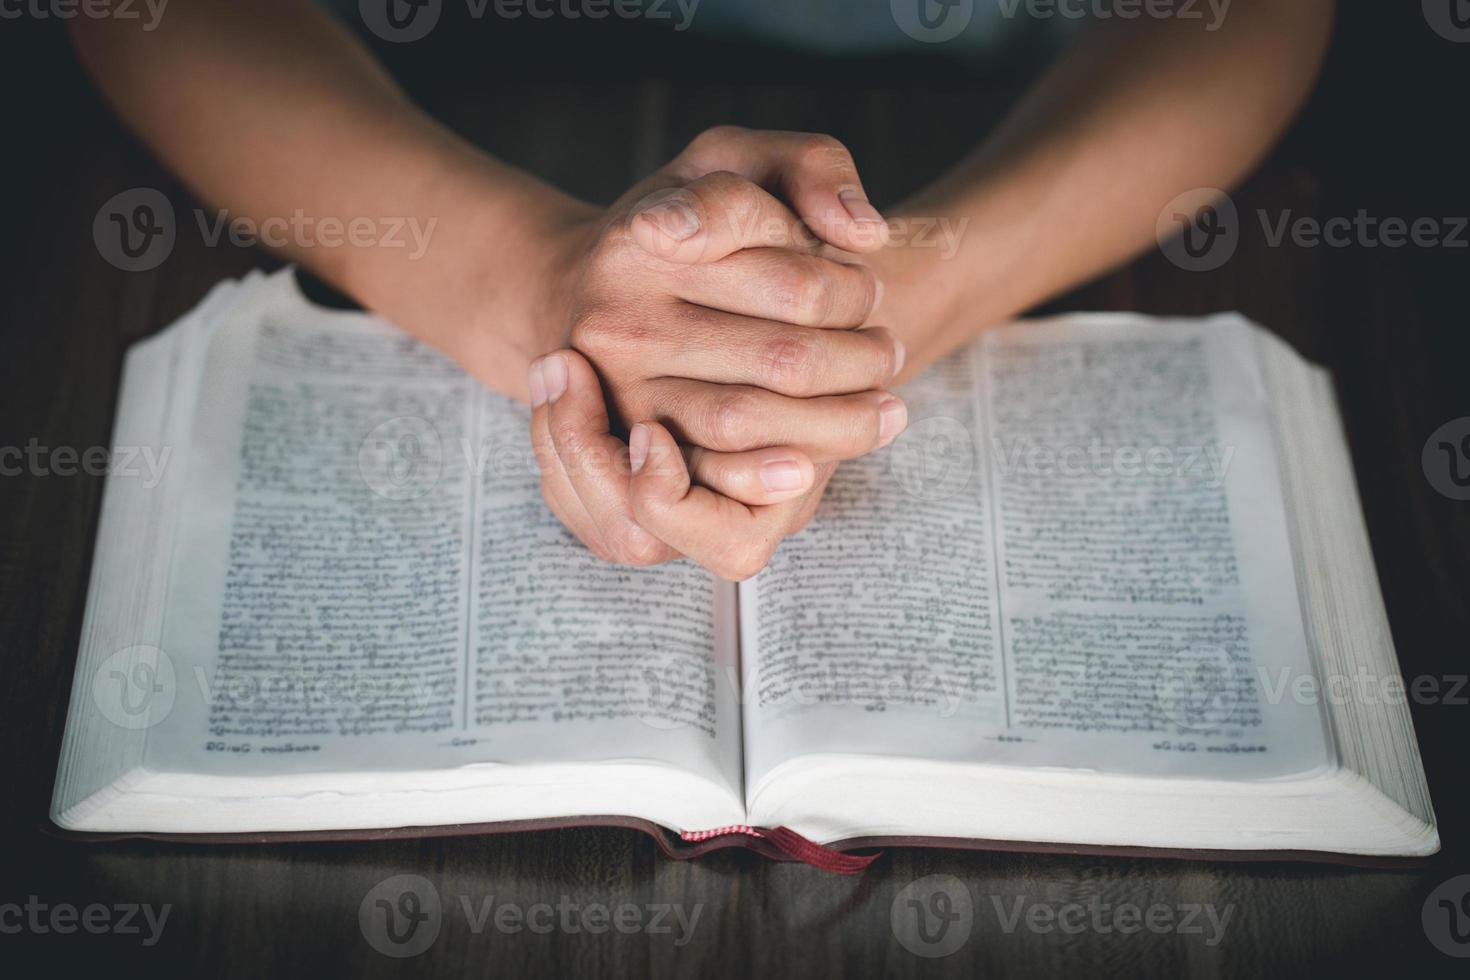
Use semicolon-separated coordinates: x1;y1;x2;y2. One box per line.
885;0;1335;374
69;0;590;397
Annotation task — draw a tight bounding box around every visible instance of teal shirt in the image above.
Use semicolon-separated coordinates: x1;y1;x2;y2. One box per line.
677;0;1083;60
334;0;1085;63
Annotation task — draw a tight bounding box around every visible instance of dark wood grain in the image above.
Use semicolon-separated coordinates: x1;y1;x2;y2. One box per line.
2;9;1467;978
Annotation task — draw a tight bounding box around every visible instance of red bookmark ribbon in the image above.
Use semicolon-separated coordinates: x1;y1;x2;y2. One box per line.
680;825;880;874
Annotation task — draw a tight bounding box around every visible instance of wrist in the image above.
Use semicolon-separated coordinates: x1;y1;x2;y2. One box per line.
315;130;598;400
525;208;601;353
870;195;1029;381
459;197;598;363
415;157;598;398
865;216;970;380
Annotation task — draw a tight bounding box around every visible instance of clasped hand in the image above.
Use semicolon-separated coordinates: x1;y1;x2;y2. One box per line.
528;127;908;580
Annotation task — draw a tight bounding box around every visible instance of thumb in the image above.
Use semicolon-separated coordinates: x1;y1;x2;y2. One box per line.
627;420;780;581
627;420;692;503
777;148;891;256
668;128;891;255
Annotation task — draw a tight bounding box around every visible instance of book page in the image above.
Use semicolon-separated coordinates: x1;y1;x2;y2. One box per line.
463;387;740;780
740;315;1332;787
146;273;740;799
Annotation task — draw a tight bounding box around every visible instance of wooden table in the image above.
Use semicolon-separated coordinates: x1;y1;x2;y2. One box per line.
2;10;1466;977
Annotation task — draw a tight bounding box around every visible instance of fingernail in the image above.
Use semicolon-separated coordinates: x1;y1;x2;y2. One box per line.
878;396;908;446
892;338;906;377
528;359;548;407
542;354;568;403
640;197;701;242
839;188;884;225
760;457;806;493
872;278;885;314
629;423;650;473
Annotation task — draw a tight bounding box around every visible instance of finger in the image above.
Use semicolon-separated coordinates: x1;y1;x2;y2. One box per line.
629;171;820;265
530;370;613;562
787;462;836;534
534;350;680;567
674;127;889;254
686;444;816;506
722;463;833;550
672;248;881;328
590;306;902;398
628;421;785;581
636;379;909;460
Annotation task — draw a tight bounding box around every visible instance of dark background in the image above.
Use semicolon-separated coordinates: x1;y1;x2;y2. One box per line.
1;1;1467;975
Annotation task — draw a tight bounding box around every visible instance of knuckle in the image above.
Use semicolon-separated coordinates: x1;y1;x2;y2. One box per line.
705;389;761;450
684;446;727;489
688;450;746;498
712;459;754;497
799;273;836;325
717;541;773;582
569;309;650;356
696;171;759;218
853;266;880;319
587;225;636;269
609;524;665;566
549;416;591;462
797;133;852;171
568;309;612;353
669;302;714;336
759;331;819;394
864;327;898;378
774;263;833;325
853;400;887;452
629;480;674;525
685;125;745;158
826;400;884;458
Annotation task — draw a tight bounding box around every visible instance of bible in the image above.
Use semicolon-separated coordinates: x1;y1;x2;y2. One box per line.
50;268;1439;865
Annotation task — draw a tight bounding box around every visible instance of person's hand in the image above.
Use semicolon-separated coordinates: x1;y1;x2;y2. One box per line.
549;127;906;451
530;348;839;579
530;127;908;577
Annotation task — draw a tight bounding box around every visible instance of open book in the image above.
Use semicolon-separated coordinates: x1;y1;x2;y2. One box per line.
51;268;1438;863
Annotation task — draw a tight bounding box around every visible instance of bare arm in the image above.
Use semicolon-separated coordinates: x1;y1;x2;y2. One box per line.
876;0;1337;373
73;0;1337;579
70;0;592;398
523;0;1340;579
71;3;906;578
